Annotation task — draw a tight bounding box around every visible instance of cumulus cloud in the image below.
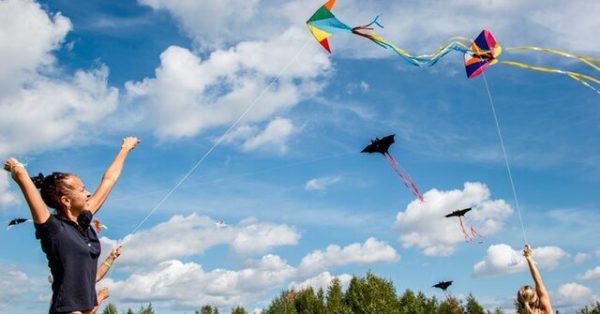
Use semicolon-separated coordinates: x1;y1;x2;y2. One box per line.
106;214;300;268
0;172;19;209
579;266;600;281
395;182;513;256
288;271;352;293
102;255;295;310
473;243;568;277
125;27;329;141
0;0;119;156
554;282;599;309
0;263;31;310
298;237;399;277
304;176;342;191
240;118;295;153
574;252;592;264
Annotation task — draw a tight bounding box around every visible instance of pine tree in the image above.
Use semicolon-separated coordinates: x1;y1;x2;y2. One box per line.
578;301;600;314
436;296;464;314
101;303;118;314
231;306;248;314
326;278;350;314
465;294;486;314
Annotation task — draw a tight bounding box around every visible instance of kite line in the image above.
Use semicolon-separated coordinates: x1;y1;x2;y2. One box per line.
481;70;528;244
129;38;311;235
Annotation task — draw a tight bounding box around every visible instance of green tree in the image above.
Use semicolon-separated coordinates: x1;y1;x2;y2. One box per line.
125;309;135;314
398;289;438;314
138;303;155;314
437;296;464;314
200;305;220;314
101;303;118;314
263;290;299;314
231;306;248;314
345;272;400;314
292;288;326;314
465;294;486;314
326;278;350;314
578;301;600;314
486;307;504;314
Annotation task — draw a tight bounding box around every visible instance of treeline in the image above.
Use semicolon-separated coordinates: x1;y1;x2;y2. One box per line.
101;273;600;314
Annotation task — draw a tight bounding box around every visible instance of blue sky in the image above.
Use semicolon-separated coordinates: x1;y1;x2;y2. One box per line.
0;0;598;313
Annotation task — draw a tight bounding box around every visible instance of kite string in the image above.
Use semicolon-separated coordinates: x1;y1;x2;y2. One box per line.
480;72;529;245
128;38;311;235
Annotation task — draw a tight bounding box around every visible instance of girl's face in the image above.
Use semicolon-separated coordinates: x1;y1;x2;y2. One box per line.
61;175;91;213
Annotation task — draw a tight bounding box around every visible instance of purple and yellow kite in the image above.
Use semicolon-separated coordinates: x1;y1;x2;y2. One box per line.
307;0;599;93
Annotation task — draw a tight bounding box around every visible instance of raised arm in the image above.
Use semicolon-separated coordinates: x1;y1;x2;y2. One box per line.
96;245;121;282
87;137;140;214
523;244;553;314
3;158;50;224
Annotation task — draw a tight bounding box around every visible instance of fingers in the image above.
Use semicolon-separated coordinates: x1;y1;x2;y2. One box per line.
122;136;141;150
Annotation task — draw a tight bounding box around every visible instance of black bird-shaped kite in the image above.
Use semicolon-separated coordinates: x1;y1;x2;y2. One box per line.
445;207;484;243
361;134;424;202
7;218;32;230
433;280;453;299
432;280;453;291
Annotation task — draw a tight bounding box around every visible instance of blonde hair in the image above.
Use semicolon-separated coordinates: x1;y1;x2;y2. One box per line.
517;285;539;314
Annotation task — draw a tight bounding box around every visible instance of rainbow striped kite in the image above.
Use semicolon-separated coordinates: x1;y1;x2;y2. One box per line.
306;0;600;93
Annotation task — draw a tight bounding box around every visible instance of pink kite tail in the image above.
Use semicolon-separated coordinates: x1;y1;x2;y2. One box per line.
384;154;425;202
470;226;485;243
458;217;472;243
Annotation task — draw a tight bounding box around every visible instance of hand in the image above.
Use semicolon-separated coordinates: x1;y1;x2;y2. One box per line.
97;287;110;302
121;136;140;151
109;245;122;260
523;244;533;259
3;158;26;178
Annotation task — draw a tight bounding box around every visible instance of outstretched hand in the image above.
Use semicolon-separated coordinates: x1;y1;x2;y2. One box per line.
3;158;26;178
110;245;122;260
523;244;533;259
121;136;141;151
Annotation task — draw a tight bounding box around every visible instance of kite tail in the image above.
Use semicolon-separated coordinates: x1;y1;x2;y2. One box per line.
351;18;469;68
506;46;600;72
501;60;600;95
458;216;472;243
469;226;485;244
384;154;425;202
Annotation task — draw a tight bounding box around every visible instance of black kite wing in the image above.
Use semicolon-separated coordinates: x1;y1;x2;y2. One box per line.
361;134;395;155
432;280;453;291
444;207;472;218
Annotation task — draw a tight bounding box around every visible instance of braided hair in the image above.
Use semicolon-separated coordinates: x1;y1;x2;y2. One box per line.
31;172;74;211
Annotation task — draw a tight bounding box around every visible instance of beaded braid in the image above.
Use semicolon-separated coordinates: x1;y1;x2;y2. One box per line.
31;172;73;211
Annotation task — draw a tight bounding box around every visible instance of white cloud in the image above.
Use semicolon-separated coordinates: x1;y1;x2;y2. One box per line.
298;237;399;277
108;214;299;268
395;182;513;256
304;176;342;191
241;118;295;153
0;0;119;156
125;27;330;140
137;0;261;47
0;263;31;310
574;252;592;264
554;283;599;309
0;172;19;209
473;243;568;277
288;271;352;293
579;266;600;281
0;0;70;94
102;254;295;310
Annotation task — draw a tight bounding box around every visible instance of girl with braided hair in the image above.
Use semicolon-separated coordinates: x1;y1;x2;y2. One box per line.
4;137;139;314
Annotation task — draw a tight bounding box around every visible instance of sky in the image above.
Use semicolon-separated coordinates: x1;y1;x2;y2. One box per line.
0;0;598;313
